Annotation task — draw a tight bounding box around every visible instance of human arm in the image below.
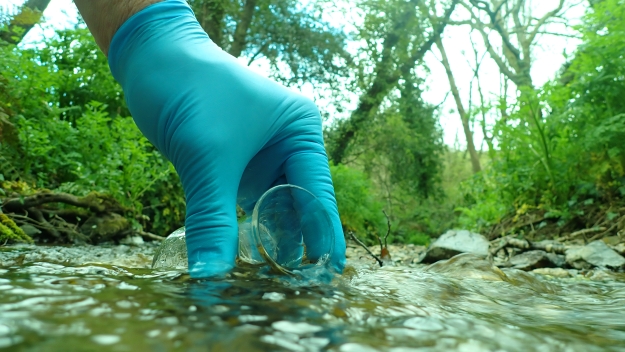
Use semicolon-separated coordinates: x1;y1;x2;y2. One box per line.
74;0;346;278
74;0;162;56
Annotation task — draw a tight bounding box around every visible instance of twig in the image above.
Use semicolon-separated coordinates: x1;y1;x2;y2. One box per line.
376;235;384;254
568;227;606;240
382;210;391;248
587;221;621;243
349;231;383;267
137;230;165;241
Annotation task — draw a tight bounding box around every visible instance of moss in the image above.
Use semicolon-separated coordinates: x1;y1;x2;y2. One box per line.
0;213;33;244
80;212;130;241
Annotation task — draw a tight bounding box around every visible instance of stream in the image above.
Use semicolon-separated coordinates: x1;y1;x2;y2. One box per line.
1;243;624;351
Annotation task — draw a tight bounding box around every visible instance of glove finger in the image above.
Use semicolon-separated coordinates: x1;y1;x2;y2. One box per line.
169;123;245;279
284;149;346;272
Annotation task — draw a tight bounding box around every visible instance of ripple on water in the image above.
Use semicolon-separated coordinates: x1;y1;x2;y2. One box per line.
1;245;625;351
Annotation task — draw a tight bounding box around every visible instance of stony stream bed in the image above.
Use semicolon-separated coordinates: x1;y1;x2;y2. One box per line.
1;243;624;351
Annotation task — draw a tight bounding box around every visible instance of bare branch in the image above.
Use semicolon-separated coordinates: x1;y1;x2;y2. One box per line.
527;0;565;45
349;231;383;267
467;14;522;85
469;0;523;62
436;35;481;172
137;230;165;241
247;41;269;66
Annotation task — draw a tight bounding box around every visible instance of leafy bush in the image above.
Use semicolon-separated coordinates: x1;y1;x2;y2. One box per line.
0;28;185;236
330;163;386;242
456;0;625;233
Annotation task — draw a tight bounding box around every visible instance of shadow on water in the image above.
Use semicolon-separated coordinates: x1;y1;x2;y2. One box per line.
1;245;625;351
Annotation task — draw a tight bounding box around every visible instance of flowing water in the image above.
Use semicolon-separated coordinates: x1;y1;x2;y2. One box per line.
1;243;625;351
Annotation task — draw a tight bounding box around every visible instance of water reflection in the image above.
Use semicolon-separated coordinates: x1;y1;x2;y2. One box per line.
1;245;624;351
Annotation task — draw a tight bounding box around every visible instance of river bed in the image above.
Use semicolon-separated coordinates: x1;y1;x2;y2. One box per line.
1;243;624;351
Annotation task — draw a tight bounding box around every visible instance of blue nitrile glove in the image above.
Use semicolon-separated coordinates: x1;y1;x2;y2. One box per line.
108;0;346;278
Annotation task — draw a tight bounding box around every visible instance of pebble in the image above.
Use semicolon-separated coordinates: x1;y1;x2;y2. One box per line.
532;268;572;278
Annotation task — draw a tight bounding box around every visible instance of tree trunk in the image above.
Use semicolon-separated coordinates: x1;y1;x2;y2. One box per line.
193;0;226;47
228;0;257;57
329;0;459;164
436;37;481;173
0;0;51;45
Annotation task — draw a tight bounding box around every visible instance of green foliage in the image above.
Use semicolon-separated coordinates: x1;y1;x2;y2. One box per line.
406;233;430;246
334;76;446;241
0;28;185;236
36;27;129;121
330;163;386;242
189;0;350;93
456;0;625;233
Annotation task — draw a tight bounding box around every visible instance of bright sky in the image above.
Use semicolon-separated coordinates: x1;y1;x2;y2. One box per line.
2;0;587;148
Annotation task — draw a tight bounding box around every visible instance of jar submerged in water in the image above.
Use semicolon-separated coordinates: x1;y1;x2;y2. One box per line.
152;184;335;274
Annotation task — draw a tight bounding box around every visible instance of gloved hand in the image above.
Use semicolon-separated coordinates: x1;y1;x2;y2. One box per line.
107;0;346;278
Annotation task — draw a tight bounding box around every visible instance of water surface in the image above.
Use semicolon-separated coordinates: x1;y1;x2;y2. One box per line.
1;244;624;351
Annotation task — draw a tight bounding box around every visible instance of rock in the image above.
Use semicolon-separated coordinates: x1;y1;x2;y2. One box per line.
80;213;131;242
566;240;625;270
19;224;41;237
418;230;489;263
612;243;625;256
508;250;565;271
532;268;572;278
120;235;144;246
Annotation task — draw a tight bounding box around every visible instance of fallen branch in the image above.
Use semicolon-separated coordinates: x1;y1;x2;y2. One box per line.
10;211;87;243
349;231;383;267
3;192;106;213
490;236;567;255
28;208;61;239
531;241;567;254
568;227;606;240
137;230;165;241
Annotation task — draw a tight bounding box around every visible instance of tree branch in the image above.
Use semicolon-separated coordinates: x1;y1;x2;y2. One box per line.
468;10;522;86
469;0;522;62
526;0;565;45
329;0;459;164
228;0;257;58
436;35;481;172
349;231;383;267
3;192;107;213
0;0;51;45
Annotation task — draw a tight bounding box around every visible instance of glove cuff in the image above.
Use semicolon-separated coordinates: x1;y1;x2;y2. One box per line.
107;0;195;86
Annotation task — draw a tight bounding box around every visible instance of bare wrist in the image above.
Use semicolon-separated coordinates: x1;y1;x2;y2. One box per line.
74;0;164;56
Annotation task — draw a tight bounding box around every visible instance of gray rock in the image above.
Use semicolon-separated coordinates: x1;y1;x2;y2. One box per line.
566;240;625;270
418;230;489;263
508;250;565;271
20;224;41;237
